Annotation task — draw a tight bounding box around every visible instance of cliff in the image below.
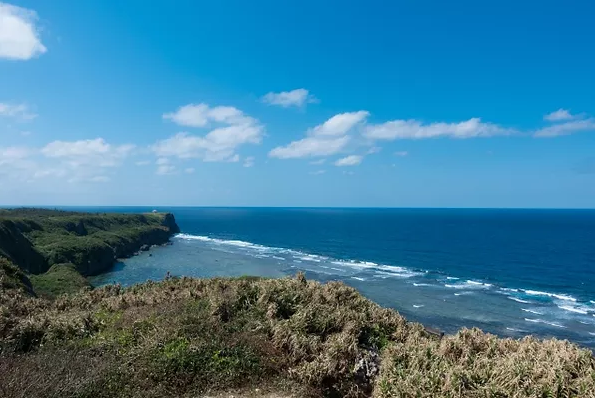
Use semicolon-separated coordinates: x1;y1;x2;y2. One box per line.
0;209;180;277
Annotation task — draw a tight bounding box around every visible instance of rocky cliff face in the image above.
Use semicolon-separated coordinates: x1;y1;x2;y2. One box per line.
0;211;181;277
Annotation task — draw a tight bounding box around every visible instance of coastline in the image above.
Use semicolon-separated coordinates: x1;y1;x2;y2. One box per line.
1;209;594;397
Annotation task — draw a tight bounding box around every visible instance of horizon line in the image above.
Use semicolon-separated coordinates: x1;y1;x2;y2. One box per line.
1;205;594;211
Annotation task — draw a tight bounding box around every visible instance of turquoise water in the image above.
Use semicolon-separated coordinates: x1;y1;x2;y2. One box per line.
84;207;595;347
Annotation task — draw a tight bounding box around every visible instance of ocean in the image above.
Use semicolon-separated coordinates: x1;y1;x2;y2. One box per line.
84;207;595;347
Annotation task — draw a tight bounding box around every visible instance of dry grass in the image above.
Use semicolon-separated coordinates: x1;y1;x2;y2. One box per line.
0;275;593;398
374;327;595;398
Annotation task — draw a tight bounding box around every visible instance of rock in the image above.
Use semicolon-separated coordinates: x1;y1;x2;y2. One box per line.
353;349;380;385
140;244;150;251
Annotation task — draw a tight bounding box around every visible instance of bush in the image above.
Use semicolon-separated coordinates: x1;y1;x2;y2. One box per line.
0;276;593;398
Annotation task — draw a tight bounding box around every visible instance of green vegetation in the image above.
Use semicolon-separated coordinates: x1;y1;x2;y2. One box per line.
0;275;593;397
0;208;179;297
29;263;92;298
0;257;33;295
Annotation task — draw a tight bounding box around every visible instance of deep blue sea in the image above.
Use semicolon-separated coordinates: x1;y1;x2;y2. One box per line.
80;207;594;347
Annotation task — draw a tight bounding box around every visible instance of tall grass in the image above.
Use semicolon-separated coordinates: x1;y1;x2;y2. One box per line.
1;275;593;397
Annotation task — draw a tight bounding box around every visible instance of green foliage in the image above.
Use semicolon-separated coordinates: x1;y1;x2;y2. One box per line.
0;257;33;294
0;208;179;296
30;263;92;299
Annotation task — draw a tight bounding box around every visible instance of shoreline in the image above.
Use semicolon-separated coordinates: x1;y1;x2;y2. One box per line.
94;233;595;349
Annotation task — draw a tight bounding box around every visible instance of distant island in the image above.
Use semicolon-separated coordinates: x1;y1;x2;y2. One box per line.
0;209;593;397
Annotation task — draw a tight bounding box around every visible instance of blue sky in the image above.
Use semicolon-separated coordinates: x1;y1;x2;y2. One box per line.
0;0;594;207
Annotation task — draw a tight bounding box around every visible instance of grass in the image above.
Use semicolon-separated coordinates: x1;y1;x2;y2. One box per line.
29;263;92;299
0;274;593;397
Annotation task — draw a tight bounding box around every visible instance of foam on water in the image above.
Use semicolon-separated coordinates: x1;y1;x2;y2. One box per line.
445;280;491;289
521;308;543;315
557;304;589;315
413;304;424;308
508;297;531;303
523;289;577;302
525;318;566;328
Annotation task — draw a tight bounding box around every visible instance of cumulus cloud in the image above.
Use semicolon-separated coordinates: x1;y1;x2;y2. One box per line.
38;138;134;182
543;109;577;122
184;167;195;174
366;146;381;155
309;158;326;165
42;138;134;166
269;111;368;159
334;155;363;166
269;135;351;159
0;146;35;176
364;118;511;140
243;156;255;168
0;2;46;60
534;118;595;138
311;111;369;136
135;160;150;166
163;103;254;128
0;103;37;120
0;138;133;183
261;88;318;108
156;103;263;162
394;151;408;157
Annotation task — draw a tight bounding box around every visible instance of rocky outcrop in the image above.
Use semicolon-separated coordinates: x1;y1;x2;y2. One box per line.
0;220;47;274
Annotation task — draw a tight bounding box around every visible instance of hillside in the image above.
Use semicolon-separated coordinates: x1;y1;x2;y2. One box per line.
0;208;179;295
0;274;593;397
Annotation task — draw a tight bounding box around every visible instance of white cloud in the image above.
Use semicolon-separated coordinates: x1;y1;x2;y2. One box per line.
156;157;169;165
269;135;350;159
261;88;318;108
309;158;326;165
0;146;35;176
243;156;255;168
184;167;195;174
543;109;578;122
0;103;37;120
309;170;325;175
0;2;46;60
42;138;134;166
156;103;263;162
335;155;363;166
534;118;595;138
311;111;369;136
20;130;31;136
364;118;511;140
394;151;408;157
37;138;134;182
135;160;150;166
163;103;254;128
269;111;368;159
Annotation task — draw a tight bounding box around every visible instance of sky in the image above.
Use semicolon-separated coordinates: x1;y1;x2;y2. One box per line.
0;0;594;208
